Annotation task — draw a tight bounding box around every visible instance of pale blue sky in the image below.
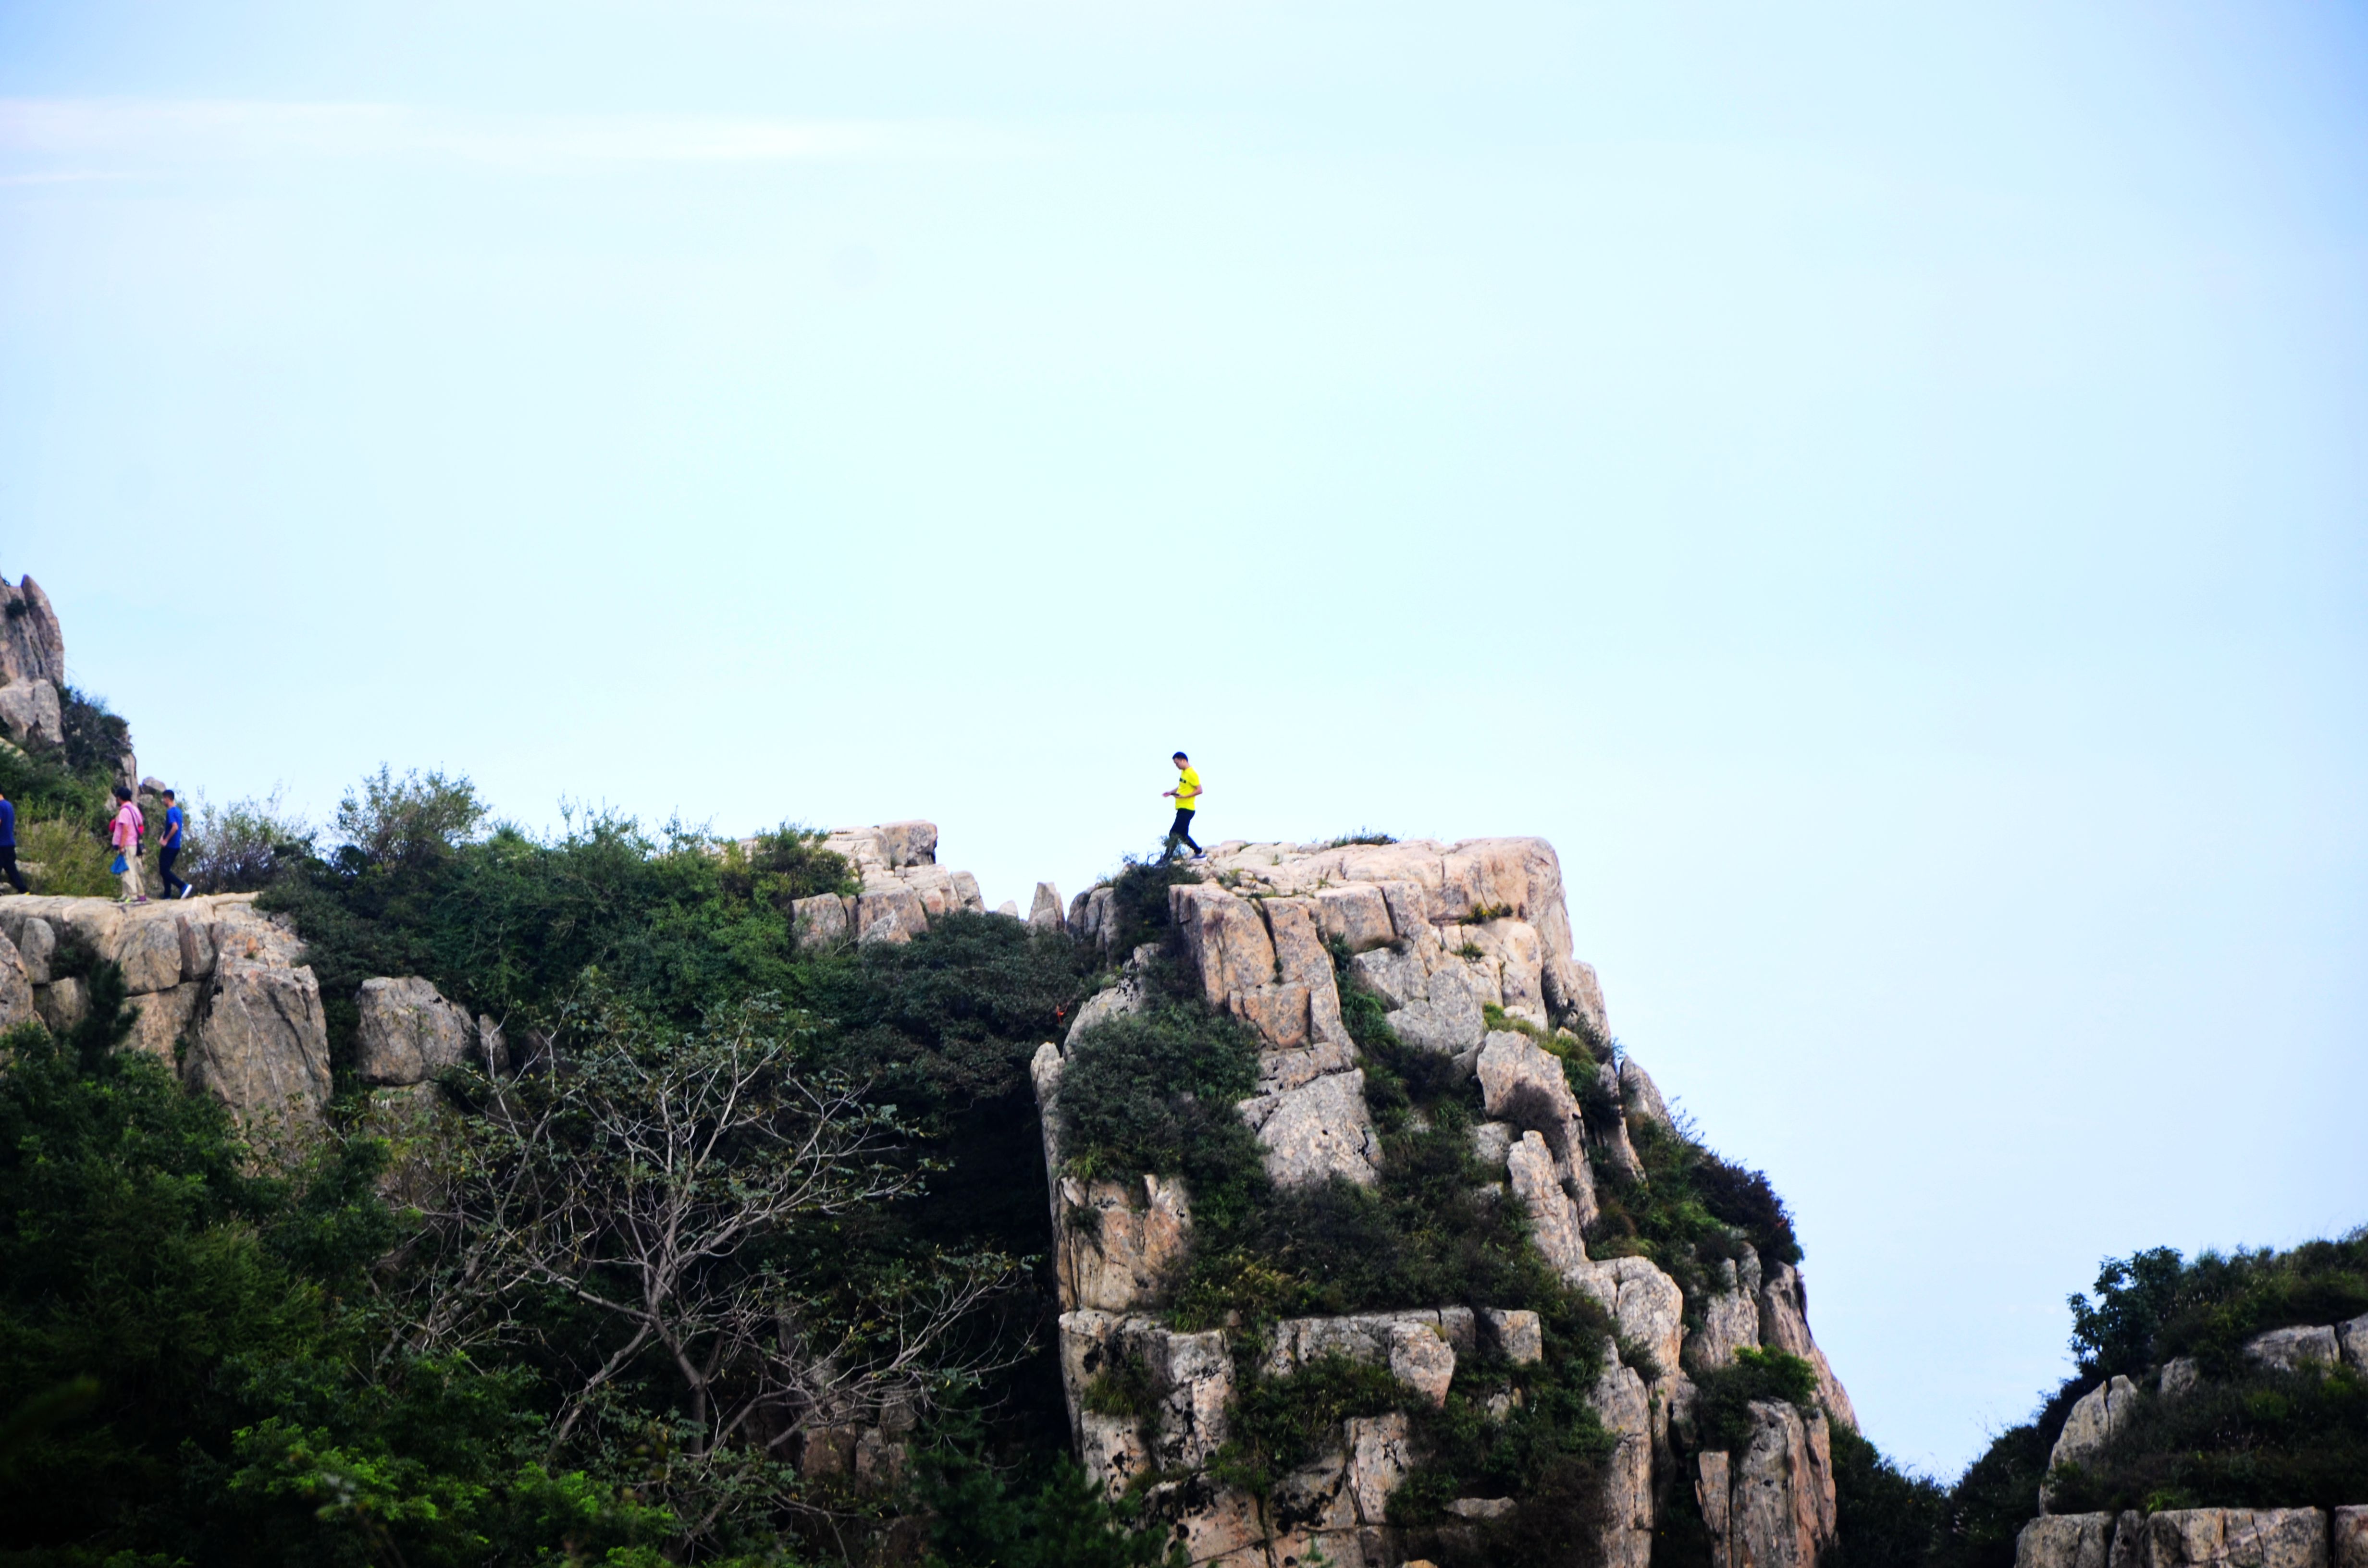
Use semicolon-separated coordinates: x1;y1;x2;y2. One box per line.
4;0;2363;1475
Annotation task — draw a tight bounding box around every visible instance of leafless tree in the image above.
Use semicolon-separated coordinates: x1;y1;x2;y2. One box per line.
385;988;1026;1549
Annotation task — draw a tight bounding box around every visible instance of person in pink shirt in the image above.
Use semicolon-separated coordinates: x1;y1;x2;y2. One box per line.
110;784;147;905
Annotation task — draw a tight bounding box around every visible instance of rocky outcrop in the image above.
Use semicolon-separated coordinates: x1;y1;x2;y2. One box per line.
1686;1253;1765;1374
356;976;503;1084
1028;882;1065;933
1760;1262;1858;1429
1591;1341;1656;1568
1029;833;1860;1568
2024;1507;2339;1568
2335;1507;2368;1568
0;575;67;748
2043;1375;2143;1510
1;894;330;1132
769;822;987;947
183;957;332;1135
2246;1325;2342;1374
2342;1315;2368;1372
2018;1512;2118;1568
1696;1399;1838;1568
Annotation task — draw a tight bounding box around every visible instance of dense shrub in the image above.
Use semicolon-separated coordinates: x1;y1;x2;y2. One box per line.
181;788;316;893
1057;1006;1262;1195
1929;1421;2052;1568
2045;1364;2368;1515
0;974;675;1568
57;687;128;782
1098;857;1199;957
1212;1354;1411;1501
1690;1347;1819;1451
920;1451;1184;1568
2071;1237;2368;1379
715;822;858;909
1829;1422;1948;1568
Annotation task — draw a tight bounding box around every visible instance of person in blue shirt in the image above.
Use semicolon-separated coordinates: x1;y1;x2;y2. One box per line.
0;790;21;894
156;787;190;899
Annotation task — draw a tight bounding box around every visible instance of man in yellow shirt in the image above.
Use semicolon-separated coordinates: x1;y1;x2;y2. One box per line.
1162;752;1205;861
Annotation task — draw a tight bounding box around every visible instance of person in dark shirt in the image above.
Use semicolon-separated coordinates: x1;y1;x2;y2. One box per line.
0;791;23;894
156;788;189;899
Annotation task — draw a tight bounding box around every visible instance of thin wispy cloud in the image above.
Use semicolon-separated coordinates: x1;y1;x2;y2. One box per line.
0;98;1026;175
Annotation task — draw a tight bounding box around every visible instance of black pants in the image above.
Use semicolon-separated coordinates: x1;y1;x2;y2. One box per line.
158;843;186;897
0;846;22;894
1166;808;1201;856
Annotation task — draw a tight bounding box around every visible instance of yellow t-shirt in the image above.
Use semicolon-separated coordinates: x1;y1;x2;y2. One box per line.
1174;766;1202;810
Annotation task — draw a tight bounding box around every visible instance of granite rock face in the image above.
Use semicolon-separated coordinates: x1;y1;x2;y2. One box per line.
765;822;987;946
2245;1325;2342;1374
0;574;67;747
356;976;484;1086
2045;1375;2143;1511
2019;1512;2117;1568
1034;833;1856;1567
1760;1262;1859;1429
1591;1341;1656;1568
183;957;333;1135
1696;1399;1838;1568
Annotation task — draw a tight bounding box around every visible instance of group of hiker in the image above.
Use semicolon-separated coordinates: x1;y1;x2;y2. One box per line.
0;783;188;904
0;754;1209;907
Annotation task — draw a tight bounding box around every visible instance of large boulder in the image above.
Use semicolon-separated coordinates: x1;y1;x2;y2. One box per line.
355;976;481;1085
1052;1173;1191;1314
183;958;332;1133
112;912;185;994
1477;1030;1586;1165
1239;1069;1379;1187
2245;1325;2341;1373
1621;1054;1674;1131
791;893;851;946
34;978;87;1034
1028;882;1065;932
2339;1313;2368;1372
1578;1255;1686;1381
2333;1507;2368;1568
2142;1508;2328;1568
2;912;54;982
2045;1375;2141;1511
2016;1512;2117;1568
1169;883;1277;1012
1348;929;1485;1056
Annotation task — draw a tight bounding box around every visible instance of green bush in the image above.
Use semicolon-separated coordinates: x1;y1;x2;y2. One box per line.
1829;1423;1947;1568
1057;1006;1262;1195
1097;857;1200;957
920;1452;1184;1568
2071;1236;2368;1379
2043;1363;2368;1515
1690;1348;1819;1452
180;789;315;894
15;815;115;897
1211;1354;1410;1502
0;971;668;1568
716;823;857;911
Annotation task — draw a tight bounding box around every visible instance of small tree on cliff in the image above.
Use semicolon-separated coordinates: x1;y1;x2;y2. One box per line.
395;987;1027;1551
